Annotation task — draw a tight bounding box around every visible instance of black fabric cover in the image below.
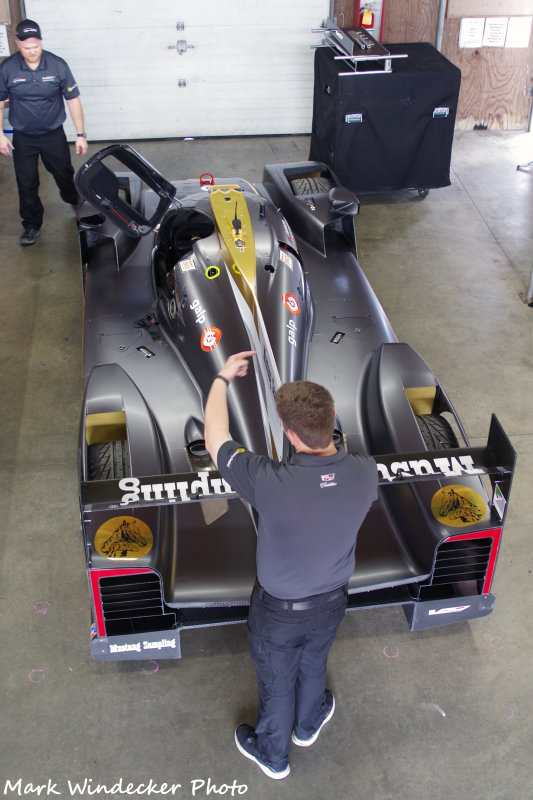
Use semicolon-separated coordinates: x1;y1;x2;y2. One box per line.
309;43;461;193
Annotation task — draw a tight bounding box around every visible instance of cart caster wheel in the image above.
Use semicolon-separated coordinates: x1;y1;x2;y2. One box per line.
418;188;430;198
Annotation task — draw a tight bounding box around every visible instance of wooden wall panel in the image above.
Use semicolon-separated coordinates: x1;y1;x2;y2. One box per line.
441;18;533;130
381;0;438;43
332;0;532;129
0;0;10;24
333;0;355;29
0;0;21;59
333;0;440;41
447;0;533;18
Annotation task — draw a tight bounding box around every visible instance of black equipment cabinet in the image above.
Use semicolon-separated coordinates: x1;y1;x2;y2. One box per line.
309;42;461;194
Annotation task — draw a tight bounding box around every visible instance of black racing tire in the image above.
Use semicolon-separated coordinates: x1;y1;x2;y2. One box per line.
415;414;459;450
291;176;332;195
87;440;130;480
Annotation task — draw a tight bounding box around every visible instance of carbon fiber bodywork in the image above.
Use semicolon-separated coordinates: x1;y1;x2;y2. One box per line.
75;146;515;660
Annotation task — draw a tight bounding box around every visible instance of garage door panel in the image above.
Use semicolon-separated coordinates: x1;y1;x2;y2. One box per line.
26;0;327;139
51;27;318;81
73;51;316;87
28;0;325;28
69;82;315;140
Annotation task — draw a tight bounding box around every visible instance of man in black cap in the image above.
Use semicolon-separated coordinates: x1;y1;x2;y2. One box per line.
0;19;88;245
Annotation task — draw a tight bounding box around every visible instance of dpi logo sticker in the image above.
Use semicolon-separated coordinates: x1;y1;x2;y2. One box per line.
201;327;222;351
282;293;300;314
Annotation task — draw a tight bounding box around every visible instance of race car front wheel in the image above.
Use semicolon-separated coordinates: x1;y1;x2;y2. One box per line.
87;440;131;480
416;414;459;450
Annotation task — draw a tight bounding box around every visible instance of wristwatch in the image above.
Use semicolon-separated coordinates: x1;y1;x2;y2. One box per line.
77;132;87;138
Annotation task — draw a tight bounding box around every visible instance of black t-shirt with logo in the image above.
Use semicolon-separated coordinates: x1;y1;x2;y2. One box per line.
0;50;80;135
218;440;378;600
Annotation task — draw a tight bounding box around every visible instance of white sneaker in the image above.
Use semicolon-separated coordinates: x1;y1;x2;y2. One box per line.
292;690;335;747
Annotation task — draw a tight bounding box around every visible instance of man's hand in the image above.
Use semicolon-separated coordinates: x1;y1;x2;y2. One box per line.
217;351;257;384
0;133;14;157
75;136;88;157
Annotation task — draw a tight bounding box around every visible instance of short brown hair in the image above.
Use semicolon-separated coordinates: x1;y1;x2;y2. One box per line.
275;381;335;450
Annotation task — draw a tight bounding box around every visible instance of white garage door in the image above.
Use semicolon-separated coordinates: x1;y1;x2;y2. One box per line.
25;0;328;140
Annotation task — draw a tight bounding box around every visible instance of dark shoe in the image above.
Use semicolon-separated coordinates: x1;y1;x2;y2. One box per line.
20;227;41;246
292;689;335;747
234;724;290;780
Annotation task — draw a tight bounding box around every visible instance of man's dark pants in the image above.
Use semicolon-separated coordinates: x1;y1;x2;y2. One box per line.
12;126;77;230
247;582;348;770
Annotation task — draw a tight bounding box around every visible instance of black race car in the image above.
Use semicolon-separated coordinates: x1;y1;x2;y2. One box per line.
75;145;515;660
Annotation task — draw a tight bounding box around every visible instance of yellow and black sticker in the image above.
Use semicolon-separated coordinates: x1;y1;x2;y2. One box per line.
94;516;153;559
431;485;488;527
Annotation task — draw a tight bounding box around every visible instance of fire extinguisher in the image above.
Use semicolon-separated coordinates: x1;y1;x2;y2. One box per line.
359;5;374;29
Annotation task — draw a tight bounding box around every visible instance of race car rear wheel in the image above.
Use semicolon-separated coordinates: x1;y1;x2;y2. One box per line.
290;176;332;195
415;414;459;450
87;440;131;480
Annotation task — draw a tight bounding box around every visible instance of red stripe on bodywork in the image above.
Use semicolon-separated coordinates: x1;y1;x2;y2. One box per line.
443;528;502;595
90;568;153;638
111;208;136;228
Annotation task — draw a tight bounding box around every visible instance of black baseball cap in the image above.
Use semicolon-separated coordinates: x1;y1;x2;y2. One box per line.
15;19;42;41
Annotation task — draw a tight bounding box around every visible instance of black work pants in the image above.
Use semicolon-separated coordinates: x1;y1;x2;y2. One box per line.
246;581;348;771
12;126;77;230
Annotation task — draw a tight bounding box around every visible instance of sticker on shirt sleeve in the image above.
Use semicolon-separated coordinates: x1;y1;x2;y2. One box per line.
179;259;196;272
226;448;246;468
201;326;222;351
279;251;293;270
431;485;488;527
94;516;153;559
282;293;300;315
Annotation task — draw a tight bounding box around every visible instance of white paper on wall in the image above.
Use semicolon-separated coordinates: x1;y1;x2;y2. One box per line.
0;24;10;57
459;18;485;48
482;17;509;46
505;16;532;47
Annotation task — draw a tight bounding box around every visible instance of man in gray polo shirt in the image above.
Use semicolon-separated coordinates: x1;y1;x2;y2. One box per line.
0;19;88;245
205;351;378;780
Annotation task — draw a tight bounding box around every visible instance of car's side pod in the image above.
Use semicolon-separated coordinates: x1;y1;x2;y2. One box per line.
262;161;359;256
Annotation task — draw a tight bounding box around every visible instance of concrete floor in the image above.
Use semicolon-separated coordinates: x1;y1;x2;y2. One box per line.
1;130;532;799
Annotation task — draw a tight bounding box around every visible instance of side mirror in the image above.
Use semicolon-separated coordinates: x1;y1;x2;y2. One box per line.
329;186;360;217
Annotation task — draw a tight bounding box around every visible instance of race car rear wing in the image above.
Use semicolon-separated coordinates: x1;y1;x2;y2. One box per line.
81;414;515;522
